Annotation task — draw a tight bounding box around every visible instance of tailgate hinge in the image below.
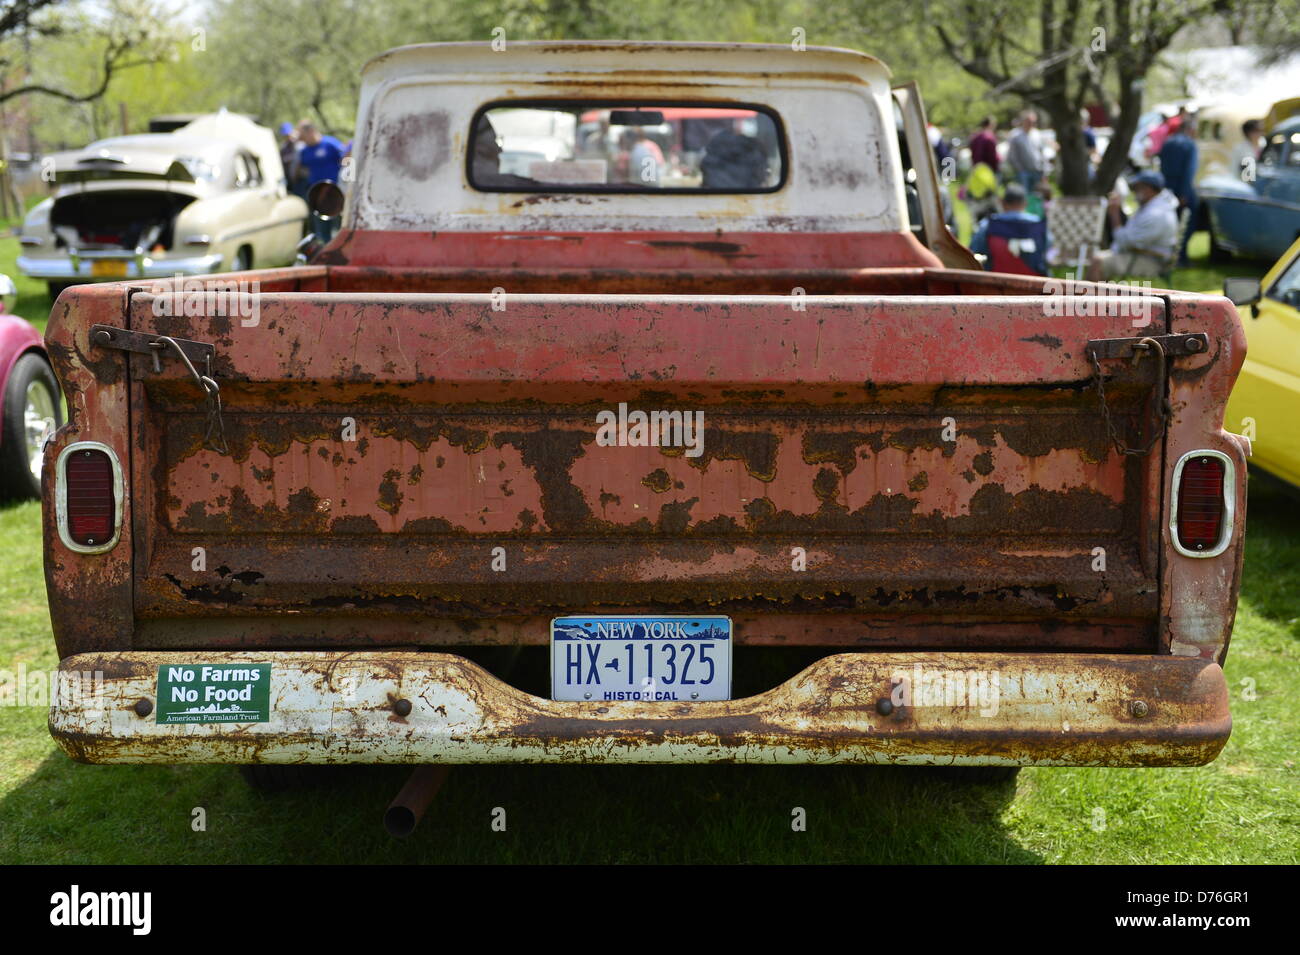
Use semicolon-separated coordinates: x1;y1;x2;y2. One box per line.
91;324;227;454
1085;333;1208;457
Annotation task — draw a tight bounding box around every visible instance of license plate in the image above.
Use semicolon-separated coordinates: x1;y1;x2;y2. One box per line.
90;259;129;278
551;615;732;702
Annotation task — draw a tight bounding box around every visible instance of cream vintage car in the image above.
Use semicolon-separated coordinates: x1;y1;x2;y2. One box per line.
16;112;307;297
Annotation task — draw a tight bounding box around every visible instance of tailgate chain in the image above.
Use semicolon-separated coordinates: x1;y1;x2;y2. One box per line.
90;324;227;454
148;336;228;454
1088;336;1168;457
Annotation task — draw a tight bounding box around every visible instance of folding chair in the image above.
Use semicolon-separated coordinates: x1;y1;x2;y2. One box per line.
1046;196;1107;280
985;216;1050;276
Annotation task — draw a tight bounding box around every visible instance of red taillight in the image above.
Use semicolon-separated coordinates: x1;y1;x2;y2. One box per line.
1176;455;1226;552
64;448;115;547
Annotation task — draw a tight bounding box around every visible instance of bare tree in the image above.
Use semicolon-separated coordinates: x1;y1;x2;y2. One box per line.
0;0;174;106
929;0;1249;195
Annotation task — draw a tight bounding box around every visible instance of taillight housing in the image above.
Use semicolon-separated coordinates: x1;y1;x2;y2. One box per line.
56;442;122;553
1170;450;1235;558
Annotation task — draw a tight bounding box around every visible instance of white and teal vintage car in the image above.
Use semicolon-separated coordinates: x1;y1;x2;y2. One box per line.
16;112;308;298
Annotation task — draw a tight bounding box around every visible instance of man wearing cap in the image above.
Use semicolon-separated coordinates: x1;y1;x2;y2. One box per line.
969;183;1052;274
1087;170;1180;281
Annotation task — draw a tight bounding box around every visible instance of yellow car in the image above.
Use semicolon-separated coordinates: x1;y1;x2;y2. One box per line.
1224;239;1300;489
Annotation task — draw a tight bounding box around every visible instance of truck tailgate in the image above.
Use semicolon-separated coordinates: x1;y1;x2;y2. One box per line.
102;290;1172;652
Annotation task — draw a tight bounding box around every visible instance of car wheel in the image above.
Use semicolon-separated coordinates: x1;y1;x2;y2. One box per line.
47;282;72;299
0;353;63;500
232;247;252;273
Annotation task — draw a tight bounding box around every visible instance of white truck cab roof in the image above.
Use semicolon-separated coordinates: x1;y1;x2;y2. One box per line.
350;41;907;234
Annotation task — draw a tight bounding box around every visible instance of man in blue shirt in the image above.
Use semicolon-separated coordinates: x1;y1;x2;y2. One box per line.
297;121;344;184
297;121;345;240
1157;115;1198;266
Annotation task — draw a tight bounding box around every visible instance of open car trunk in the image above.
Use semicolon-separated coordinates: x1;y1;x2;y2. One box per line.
51;190;196;252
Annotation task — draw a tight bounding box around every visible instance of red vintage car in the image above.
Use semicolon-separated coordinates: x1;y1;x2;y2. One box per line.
0;274;62;499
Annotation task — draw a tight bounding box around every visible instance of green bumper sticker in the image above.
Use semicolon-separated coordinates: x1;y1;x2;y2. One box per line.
155;664;271;724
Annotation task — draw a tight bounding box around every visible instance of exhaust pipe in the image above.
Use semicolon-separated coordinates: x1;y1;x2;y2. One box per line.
384;765;451;838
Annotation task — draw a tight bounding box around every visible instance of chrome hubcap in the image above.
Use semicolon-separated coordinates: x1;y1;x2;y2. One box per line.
23;379;57;482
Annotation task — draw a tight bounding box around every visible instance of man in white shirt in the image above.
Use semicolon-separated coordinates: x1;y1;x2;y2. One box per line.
1087;170;1181;280
1231;119;1264;181
1006;110;1045;193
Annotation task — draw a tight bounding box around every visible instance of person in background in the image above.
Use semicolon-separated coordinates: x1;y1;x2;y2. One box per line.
279;122;305;198
969;183;1052;274
700;129;768;188
1087;170;1179;280
1157;114;1198;267
927;122;951;167
1080;109;1100;179
1145;106;1186;161
1006;110;1045;194
969;116;999;173
1232;119;1265;181
471;113;535;188
627;128;665;185
297;120;346;240
960;117;1001;225
962;159;1000;225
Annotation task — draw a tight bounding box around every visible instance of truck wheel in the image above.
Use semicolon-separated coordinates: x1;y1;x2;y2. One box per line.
0;353;63;500
238;764;322;791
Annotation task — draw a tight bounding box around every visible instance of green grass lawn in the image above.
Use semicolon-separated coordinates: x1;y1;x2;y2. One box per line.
0;227;1296;864
1;481;1296;864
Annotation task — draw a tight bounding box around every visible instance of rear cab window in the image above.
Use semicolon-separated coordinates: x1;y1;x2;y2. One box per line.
468;102;786;193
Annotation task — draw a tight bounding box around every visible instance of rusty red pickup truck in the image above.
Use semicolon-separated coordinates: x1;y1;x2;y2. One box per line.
45;41;1247;784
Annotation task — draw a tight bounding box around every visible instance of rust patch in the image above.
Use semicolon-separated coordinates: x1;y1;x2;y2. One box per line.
675;428;780;481
1021;334;1063;349
643;240;750;257
380;111;450;182
802;431;884;474
656;497;699;534
492;428;593;532
641;468;673;493
378;469;404;515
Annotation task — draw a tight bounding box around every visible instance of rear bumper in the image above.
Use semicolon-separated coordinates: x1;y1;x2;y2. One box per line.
49;651;1231;767
17;252;223;281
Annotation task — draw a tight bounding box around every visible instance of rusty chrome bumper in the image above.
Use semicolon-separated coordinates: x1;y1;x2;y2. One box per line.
49;651;1231;767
